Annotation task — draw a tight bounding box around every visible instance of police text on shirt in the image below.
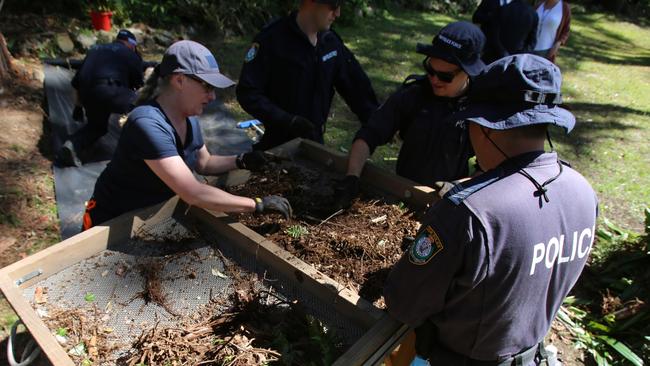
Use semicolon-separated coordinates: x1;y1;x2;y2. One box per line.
529;225;595;276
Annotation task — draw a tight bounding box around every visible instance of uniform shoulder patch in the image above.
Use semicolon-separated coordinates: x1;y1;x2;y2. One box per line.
244;42;259;63
409;225;444;265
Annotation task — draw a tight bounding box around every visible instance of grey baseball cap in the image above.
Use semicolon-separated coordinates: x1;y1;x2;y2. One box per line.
159;40;235;89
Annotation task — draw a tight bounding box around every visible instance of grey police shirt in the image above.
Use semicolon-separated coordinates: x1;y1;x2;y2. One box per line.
384;151;598;361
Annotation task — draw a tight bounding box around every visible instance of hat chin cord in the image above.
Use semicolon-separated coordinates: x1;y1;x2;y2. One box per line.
481;128;563;204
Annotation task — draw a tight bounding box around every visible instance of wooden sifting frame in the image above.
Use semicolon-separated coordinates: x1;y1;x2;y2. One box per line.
0;139;435;365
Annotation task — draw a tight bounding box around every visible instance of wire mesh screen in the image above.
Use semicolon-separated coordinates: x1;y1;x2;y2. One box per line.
23;212;369;364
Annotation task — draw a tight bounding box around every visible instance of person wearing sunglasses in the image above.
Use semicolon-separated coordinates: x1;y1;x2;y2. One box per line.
236;0;378;151
334;22;486;209
384;54;596;366
81;40;292;230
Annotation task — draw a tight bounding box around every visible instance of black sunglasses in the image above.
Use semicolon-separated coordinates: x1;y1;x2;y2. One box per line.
185;74;215;93
422;58;461;83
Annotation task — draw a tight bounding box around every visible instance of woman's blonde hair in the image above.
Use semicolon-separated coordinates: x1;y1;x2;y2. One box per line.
135;66;171;106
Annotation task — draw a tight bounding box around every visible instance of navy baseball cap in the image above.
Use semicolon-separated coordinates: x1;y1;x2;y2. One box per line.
416;21;486;77
455;54;575;133
116;29;137;46
158;40;235;89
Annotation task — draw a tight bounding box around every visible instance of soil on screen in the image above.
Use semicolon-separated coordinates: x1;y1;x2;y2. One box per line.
227;158;422;307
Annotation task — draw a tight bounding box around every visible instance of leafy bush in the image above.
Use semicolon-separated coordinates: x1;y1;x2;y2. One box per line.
3;0;482;34
557;208;650;365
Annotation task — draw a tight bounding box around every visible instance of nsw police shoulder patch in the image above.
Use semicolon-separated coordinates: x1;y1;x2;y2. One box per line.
244;43;259;63
409;225;444;265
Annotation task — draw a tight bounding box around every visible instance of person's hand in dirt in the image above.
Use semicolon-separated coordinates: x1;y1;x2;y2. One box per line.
236;151;270;171
333;175;360;209
255;196;293;219
289;115;316;139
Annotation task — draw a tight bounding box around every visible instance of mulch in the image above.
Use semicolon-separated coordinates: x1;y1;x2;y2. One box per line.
227;159;420;307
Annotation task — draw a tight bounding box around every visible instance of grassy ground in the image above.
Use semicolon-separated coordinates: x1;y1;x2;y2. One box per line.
0;5;648;363
213;7;650;232
209;11;650;363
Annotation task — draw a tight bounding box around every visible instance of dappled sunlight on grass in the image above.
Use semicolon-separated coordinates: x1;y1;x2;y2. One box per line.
205;7;649;230
550;9;650;229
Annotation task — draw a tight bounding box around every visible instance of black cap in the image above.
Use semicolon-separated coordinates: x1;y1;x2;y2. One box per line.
454;54;575;133
116;29;137;46
416;21;486;77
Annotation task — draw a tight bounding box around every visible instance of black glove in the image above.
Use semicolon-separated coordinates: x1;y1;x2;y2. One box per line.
72;105;85;122
236;151;269;171
333;175;360;209
255;196;293;219
289;115;315;139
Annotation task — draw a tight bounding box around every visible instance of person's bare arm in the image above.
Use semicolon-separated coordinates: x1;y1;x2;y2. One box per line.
145;155;255;213
194;145;238;176
346;139;371;177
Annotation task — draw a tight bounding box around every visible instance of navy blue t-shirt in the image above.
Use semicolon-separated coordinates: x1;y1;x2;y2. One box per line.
92;101;204;219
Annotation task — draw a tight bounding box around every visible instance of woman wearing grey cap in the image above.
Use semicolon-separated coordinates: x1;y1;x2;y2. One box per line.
335;21;486;209
81;40;292;229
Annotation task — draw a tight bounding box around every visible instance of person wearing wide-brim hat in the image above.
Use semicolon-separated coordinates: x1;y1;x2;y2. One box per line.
82;40;292;230
383;54;598;366
334;21;486;209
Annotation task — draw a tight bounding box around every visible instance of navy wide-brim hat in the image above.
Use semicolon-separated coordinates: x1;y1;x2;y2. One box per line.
454;54;575;133
416;21;486;77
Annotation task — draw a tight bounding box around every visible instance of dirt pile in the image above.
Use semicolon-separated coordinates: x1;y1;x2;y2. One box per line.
227;160;420;307
124;264;343;366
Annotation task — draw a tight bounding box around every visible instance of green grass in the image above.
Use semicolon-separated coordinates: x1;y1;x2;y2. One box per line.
214;7;650;231
0;297;18;339
553;11;650;231
2;7;644;361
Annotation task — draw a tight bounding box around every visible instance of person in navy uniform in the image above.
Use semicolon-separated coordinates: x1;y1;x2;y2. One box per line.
58;29;144;167
334;21;486;209
473;0;539;64
236;0;379;151
384;54;598;366
83;41;291;229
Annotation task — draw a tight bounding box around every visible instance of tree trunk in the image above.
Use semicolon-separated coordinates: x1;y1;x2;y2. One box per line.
0;31;15;83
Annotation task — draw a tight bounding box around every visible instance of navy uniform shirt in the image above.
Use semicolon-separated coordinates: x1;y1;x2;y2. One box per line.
384;152;598;361
354;75;472;185
71;41;144;94
473;0;538;63
92;101;204;219
236;12;379;150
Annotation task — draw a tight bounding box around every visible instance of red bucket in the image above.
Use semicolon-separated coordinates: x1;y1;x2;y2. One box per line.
90;11;113;31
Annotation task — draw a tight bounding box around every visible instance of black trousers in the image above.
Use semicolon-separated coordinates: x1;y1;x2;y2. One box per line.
70;84;135;152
